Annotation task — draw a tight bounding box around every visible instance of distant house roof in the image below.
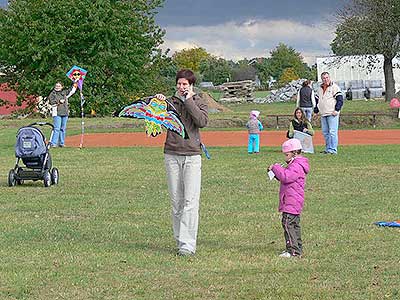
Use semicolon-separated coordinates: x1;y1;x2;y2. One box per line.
248;57;267;65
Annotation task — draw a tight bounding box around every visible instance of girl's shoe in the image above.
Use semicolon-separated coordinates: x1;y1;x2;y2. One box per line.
279;251;292;258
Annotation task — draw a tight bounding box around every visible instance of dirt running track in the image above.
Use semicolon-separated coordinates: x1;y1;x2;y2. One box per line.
65;130;400;148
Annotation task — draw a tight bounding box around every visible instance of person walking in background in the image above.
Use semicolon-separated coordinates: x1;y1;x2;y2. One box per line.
246;110;263;154
48;81;77;147
287;108;314;138
268;138;310;258
314;72;344;154
296;80;316;122
155;69;208;257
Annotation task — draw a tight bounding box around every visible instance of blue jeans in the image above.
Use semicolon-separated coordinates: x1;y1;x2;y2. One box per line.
300;107;313;122
51;115;68;146
248;134;260;153
321;114;339;154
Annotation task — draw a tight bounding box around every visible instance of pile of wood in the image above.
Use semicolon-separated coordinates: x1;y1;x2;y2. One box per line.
219;80;255;103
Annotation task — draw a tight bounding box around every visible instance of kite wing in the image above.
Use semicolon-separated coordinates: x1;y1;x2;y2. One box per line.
118;101;147;119
118;97;187;138
162;111;186;138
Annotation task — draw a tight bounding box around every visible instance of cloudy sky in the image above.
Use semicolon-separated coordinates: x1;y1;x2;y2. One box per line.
156;0;347;65
0;0;346;65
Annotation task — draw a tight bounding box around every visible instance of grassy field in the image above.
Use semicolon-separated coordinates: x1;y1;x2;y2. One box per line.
1;120;400;299
1;98;398;136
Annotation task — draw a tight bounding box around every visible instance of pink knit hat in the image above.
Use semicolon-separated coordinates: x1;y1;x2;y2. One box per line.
282;138;302;153
250;110;260;118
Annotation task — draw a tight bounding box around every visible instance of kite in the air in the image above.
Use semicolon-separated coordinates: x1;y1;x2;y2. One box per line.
118;96;187;138
66;65;87;91
66;65;88;148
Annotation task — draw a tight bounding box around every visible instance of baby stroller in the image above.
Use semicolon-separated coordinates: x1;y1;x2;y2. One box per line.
8;122;59;187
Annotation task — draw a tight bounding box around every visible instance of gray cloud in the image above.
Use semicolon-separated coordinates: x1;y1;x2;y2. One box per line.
160;19;336;65
156;0;344;26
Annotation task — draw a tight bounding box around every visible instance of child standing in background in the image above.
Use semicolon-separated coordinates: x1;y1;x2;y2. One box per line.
268;138;310;258
246;110;263;154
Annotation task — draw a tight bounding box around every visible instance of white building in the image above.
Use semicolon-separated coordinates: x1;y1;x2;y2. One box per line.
316;55;400;93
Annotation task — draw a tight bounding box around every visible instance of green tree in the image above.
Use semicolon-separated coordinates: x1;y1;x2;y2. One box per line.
331;0;400;101
199;57;231;85
252;57;270;89
278;67;299;85
0;0;167;115
172;47;211;73
230;59;257;82
267;43;311;82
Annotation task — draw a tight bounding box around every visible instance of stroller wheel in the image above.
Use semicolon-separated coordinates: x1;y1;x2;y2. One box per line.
8;169;16;187
51;168;59;185
43;170;51;187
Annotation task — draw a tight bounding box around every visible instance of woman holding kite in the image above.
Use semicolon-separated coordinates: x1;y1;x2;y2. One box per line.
48;81;77;147
155;69;208;257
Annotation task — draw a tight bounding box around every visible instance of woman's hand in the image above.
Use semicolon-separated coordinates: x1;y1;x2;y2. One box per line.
184;84;195;99
155;93;166;101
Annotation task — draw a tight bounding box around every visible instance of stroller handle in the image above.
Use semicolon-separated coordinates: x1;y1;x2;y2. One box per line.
27;122;54;129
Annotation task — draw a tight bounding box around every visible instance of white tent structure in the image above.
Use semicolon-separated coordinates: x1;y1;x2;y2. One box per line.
316;55;400;97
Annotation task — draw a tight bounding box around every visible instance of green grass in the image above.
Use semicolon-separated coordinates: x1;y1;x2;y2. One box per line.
208;90;270;101
1;128;400;299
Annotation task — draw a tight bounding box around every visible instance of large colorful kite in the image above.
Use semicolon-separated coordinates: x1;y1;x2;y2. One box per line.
118;96;186;139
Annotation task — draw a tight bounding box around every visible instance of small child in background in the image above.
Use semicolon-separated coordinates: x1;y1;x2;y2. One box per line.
268;138;310;258
246;110;263;154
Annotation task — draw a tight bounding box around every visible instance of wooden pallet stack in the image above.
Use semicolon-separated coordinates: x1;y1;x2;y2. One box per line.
219;80;255;103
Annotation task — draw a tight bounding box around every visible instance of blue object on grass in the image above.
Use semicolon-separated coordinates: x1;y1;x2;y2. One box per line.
374;221;400;227
201;143;211;159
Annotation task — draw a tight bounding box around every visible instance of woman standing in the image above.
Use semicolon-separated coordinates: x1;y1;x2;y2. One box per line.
48;82;77;147
155;69;208;256
296;80;315;121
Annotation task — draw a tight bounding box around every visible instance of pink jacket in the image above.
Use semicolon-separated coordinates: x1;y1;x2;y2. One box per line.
271;156;310;215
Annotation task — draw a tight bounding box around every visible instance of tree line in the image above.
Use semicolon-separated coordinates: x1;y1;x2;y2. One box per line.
0;0;398;116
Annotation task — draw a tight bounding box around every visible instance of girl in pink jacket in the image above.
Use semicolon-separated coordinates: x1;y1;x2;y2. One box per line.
268;138;310;258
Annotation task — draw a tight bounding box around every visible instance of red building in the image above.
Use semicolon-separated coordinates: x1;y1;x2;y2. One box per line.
0;83;29;115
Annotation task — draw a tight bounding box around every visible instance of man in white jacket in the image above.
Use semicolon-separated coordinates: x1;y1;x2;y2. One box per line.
314;72;344;154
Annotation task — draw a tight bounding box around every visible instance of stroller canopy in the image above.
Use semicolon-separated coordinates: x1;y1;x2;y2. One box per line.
15;126;47;158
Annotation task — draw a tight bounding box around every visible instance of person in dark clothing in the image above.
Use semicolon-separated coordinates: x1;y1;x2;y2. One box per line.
287;108;314;138
346;87;353;100
296;80;316;121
